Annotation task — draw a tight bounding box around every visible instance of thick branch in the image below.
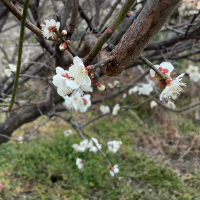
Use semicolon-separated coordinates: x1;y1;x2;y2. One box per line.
100;0;181;76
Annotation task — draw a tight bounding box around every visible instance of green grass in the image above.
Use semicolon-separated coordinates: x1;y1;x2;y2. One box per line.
0;112;200;200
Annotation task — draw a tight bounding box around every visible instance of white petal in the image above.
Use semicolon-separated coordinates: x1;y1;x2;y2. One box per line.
80;85;93;92
56;67;65;75
150;69;156;77
73;56;84;66
84;76;91;87
56;22;60;30
65;79;79;89
160;62;174;72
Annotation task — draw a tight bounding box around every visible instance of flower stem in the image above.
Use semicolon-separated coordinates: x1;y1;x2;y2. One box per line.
55;29;75;57
138;55;167;80
87;59;111;71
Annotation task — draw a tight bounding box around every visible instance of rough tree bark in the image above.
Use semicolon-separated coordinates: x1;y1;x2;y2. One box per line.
100;0;181;76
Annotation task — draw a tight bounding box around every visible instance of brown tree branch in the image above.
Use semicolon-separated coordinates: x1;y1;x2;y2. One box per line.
67;0;79;37
100;0;181;76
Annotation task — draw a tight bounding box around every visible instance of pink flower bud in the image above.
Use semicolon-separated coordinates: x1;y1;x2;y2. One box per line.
59;43;67;51
126;13;131;18
96;81;105;91
89;72;95;79
66;40;71;44
107;29;113;35
61;30;67;36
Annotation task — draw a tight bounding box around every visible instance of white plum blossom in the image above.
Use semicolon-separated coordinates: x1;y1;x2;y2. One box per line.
189;73;200;82
8;64;17;71
150;62;174;78
72;138;102;153
107;83;114;88
53;67;79;97
188;10;198;15
113;80;120;87
63;92;91;112
69;56;91;87
80;139;90;149
128;86;138;95
4;64;17;77
160;73;186;101
112;104;120;116
150;100;158;108
128;84;153;96
137;84;153;96
64;129;73;136
72;144;86;152
72;139;90;152
166;101;176;109
122;93;127;99
88;138;102;153
107;140;122;153
99;105;110;114
4;69;12;77
41;19;60;39
186;65;199;74
186;65;200;82
109;164;119;176
76;158;84;169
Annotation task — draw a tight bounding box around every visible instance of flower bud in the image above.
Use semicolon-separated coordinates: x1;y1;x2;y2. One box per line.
59;43;67;51
96;81;105;91
107;29;113;35
61;30;67;36
66;40;71;44
150;100;157;108
89;72;95;79
126;13;131;18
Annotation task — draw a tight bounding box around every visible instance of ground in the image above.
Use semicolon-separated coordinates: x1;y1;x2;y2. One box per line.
0;105;200;200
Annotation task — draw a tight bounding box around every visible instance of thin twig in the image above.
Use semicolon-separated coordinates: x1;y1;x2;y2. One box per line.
99;0;122;32
55;29;76;57
138;55;167;80
81;113;108;128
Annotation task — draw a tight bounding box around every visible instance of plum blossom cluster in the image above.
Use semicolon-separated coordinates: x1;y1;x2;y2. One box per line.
63;129;73;136
108;164;119;176
150;62;186;101
73;137;121;176
129;83;153;96
53;56;92;112
72;138;102;153
100;105;110;114
41;19;70;51
186;65;200;82
107;140;122;153
99;104;121;116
